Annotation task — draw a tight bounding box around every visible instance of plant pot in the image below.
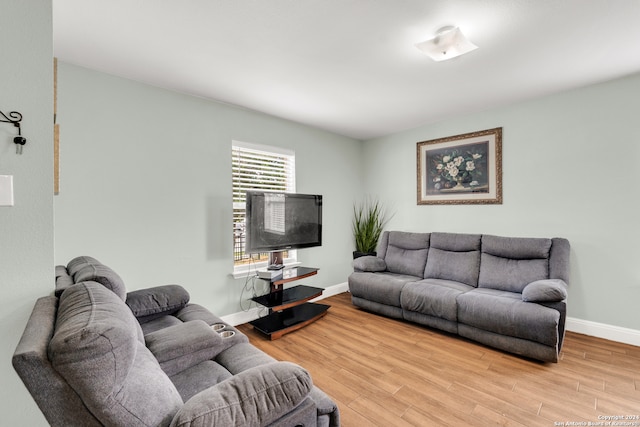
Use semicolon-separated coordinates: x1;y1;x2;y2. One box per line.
353;251;376;259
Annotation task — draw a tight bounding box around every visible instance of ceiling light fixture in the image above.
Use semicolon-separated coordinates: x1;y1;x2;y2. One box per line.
415;26;478;62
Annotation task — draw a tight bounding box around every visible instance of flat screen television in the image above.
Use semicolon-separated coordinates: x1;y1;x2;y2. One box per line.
245;191;322;266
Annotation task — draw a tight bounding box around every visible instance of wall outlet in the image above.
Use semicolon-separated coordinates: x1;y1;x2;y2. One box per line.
0;175;15;206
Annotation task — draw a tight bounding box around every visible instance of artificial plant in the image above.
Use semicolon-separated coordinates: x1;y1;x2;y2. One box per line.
352;197;390;256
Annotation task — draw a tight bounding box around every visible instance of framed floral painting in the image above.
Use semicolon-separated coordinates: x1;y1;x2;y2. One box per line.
417;127;502;205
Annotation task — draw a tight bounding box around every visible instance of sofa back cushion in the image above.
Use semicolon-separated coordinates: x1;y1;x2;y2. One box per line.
478;235;552;293
72;263;128;301
66;255;102;277
126;284;190;323
49;282;183;427
380;231;430;277
424;232;481;286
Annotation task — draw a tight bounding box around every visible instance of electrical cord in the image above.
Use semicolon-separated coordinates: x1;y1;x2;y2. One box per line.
239;256;269;317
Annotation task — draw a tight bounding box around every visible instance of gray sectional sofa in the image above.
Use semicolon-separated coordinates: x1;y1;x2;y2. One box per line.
348;231;570;362
13;256;339;427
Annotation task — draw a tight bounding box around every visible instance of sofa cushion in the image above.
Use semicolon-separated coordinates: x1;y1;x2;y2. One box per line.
348;272;417;307
66;255;102;277
478;253;549;293
73;263;127;301
176;303;229;325
430;232;481;252
401;279;474;322
386;245;428;277
49;282;183;427
379;231;430;256
424;233;481;286
141;315;184;335
424;248;481;286
216;343;277;374
522;279;568;302
170;360;233;402
457;288;560;347
126;284;190;322
169;362;312;427
478;234;552;293
383;231;430;277
481;234;552;259
145;320;226;377
352;255;387;272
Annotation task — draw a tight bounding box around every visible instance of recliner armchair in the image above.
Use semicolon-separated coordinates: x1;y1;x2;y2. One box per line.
13;256;340;426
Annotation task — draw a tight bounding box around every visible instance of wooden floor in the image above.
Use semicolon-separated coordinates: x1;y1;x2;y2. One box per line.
238;292;640;427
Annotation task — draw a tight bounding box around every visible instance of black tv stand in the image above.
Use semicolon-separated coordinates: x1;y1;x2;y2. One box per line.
249;267;329;340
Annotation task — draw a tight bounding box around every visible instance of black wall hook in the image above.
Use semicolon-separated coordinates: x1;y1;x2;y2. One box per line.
1;110;26;154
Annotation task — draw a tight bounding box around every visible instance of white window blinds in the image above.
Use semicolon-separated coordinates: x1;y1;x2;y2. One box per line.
232;141;295;266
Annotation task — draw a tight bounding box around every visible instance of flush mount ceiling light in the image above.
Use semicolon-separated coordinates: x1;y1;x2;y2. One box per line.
415;26;478;62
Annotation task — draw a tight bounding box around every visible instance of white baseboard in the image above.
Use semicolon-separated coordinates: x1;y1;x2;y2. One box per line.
221;282;349;326
311;281;349;300
223;285;640;348
566;317;640;347
221;307;262;327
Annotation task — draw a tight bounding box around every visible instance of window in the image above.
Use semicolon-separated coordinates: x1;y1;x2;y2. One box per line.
232;141;295;271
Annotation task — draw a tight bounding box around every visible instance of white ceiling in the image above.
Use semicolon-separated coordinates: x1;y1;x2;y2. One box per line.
53;0;640;140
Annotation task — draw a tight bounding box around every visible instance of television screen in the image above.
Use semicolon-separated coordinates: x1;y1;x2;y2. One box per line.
245;191;322;254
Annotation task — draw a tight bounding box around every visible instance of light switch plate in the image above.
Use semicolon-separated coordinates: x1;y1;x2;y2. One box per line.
0;175;15;206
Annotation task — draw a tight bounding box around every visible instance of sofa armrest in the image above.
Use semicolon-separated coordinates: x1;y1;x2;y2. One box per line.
145;320;224;376
522;279;568;302
170;362;313;427
352;255;387;272
126;285;190;323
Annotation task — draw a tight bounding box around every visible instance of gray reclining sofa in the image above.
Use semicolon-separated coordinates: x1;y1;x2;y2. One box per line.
349;231;570;362
13;256;340;427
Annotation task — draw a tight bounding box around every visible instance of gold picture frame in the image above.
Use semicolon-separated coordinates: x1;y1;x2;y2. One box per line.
417;127;502;205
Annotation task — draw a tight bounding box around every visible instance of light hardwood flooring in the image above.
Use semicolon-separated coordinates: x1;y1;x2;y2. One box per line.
237;292;640;427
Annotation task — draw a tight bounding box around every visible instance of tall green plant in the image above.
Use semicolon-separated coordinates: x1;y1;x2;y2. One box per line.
353;197;389;254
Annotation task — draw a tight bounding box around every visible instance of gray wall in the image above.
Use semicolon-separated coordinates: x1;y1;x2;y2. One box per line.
362;72;640;331
54;62;363;316
1;0;53;425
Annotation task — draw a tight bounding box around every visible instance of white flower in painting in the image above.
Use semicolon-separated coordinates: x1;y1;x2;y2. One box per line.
470;181;479;186
437;163;444;170
466;161;475;171
449;167;459;177
442;155;451;163
446;161;455;171
472;153;482;159
454;156;464;167
433;176;441;182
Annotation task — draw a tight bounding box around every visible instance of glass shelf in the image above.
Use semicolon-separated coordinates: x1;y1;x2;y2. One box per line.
249;302;330;339
249;266;329;340
252;285;323;311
